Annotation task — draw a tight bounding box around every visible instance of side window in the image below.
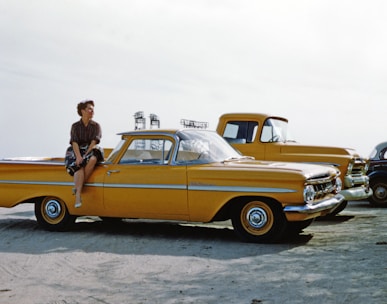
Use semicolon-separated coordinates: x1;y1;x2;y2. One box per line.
119;139;173;164
222;121;258;144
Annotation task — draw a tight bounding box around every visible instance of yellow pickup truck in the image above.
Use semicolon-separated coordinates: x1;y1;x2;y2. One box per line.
0;129;343;243
216;113;371;213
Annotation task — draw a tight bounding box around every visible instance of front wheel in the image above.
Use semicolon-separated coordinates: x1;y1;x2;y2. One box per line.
34;197;76;231
231;199;287;243
369;179;387;207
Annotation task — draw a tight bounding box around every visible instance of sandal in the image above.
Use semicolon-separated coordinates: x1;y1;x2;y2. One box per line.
74;197;82;208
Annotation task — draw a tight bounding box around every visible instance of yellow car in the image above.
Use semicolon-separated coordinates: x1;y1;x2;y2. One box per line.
0;129;344;243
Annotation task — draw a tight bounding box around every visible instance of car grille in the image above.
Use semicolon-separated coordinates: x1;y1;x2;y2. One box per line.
347;158;369;187
349;158;368;175
313;180;336;199
307;175;338;201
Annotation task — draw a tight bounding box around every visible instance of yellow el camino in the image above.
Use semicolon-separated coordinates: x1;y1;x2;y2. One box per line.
0;129;344;243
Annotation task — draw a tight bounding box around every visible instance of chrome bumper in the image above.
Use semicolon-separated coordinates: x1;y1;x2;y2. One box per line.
283;194;345;214
343;174;369;188
340;187;372;201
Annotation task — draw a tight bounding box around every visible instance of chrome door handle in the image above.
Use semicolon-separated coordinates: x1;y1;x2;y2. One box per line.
107;170;120;176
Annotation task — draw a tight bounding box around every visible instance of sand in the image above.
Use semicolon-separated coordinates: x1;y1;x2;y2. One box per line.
0;201;386;304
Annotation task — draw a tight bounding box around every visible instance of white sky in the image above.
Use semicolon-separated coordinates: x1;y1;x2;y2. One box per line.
1;0;386;158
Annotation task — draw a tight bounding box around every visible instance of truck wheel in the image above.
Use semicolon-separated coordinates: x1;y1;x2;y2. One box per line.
34;197;76;231
231;199;287;243
369;179;387;207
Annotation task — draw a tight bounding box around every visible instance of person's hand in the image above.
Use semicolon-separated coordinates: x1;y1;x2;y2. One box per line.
76;155;83;166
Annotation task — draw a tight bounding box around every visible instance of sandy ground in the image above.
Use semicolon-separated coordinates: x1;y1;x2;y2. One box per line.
0;201;386;304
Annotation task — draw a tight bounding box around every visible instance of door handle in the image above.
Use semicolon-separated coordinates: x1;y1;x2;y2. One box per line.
107;170;120;176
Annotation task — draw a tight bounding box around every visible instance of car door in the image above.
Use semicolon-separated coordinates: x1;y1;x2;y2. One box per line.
102;137;189;220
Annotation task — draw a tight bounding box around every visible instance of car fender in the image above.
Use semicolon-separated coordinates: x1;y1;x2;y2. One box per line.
368;170;387;182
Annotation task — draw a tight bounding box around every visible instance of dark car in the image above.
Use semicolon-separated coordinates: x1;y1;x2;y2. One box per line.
367;141;387;207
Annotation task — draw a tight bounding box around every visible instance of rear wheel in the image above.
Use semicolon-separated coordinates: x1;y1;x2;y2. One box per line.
231;199;287;243
369;179;387;207
34;197;76;231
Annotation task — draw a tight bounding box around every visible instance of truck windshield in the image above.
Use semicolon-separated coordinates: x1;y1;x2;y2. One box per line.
176;130;242;163
261;118;291;143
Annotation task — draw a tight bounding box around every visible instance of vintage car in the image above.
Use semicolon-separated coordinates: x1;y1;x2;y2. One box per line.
367;141;387;207
0;129;344;243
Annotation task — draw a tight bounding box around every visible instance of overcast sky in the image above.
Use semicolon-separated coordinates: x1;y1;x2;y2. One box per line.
1;0;386;158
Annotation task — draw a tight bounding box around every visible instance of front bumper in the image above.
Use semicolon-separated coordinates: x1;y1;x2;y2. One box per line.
340;186;372;201
283;194;345;221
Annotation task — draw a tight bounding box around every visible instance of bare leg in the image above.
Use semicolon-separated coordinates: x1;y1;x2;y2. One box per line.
74;168;85;207
84;156;97;181
73;156;97;208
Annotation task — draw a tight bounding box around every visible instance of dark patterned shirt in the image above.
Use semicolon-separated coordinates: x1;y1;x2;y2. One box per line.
70;119;102;146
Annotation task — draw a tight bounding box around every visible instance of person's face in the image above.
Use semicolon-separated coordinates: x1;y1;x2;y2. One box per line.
82;104;94;118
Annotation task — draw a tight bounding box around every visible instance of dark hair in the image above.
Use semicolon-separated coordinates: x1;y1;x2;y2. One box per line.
77;100;94;116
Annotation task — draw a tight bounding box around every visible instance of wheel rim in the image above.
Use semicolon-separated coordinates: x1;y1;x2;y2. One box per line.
240;201;274;236
41;197;66;224
374;184;387;202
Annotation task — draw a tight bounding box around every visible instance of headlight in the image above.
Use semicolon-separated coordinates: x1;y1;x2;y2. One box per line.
304;185;316;205
347;162;353;174
335;177;342;193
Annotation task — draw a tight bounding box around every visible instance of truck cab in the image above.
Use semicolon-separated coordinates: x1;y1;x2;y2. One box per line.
216;113;371;211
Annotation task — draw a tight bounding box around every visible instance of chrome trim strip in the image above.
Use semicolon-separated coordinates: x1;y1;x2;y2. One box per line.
0;180;296;193
102;184;186;190
189;185;296;193
0;160;64;165
0;180;72;186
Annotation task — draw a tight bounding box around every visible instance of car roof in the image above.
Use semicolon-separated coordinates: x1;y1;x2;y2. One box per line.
219;113;288;122
118;129;215;136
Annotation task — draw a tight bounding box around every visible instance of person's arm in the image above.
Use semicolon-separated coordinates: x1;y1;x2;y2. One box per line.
84;122;102;156
84;140;98;156
72;142;83;166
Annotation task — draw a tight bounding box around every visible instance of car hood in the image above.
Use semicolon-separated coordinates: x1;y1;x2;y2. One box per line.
280;142;359;157
223;159;338;179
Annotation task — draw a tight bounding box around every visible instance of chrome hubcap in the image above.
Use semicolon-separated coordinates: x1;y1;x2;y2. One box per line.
246;207;268;229
45;200;62;219
375;185;387;200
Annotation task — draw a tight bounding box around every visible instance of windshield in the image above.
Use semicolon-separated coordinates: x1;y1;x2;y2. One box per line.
176;130;242;163
105;139;126;163
261;118;294;143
